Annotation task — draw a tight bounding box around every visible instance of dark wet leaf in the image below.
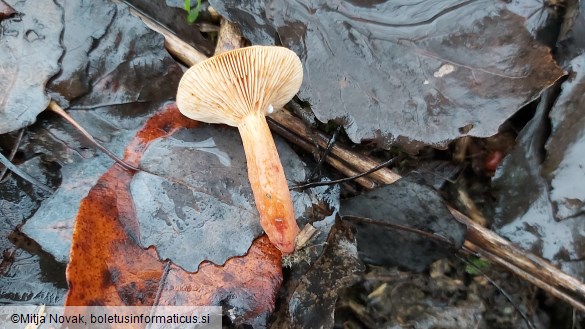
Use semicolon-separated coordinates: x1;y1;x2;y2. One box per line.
0;233;68;305
48;0;183;108
493;54;585;278
124;0;214;56
0;157;57;222
46;0;115;102
211;0;564;150
557;0;585;64
340;176;466;272
269;220;364;329
543;56;585;221
507;0;563;46
0;0;62;134
132;128;267;270
132;121;339;271
0;157;66;305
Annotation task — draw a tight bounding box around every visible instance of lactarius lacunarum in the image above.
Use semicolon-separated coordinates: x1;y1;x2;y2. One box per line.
176;46;303;254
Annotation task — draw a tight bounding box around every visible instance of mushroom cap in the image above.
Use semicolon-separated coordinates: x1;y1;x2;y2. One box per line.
176;46;303;127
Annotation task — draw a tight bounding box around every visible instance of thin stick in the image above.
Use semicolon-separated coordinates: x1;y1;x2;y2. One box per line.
343;215;455;247
270;110;402;184
452;208;585;307
0;128;24;181
323;155;377;189
0;150;53;193
268;120;377;189
215;19;245;55
47;101;140;172
464;241;585;312
291;156;399;190
455;253;536;329
307;125;342;181
152;261;171;307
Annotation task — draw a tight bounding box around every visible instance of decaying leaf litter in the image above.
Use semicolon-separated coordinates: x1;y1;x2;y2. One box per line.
1;2;583;327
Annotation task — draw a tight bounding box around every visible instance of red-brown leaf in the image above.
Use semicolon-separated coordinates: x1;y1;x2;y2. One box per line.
66;104;283;324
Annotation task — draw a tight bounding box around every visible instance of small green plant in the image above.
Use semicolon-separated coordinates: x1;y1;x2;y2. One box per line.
183;0;202;24
465;256;490;275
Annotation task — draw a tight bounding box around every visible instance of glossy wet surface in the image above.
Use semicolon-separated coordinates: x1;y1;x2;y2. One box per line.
211;0;564;150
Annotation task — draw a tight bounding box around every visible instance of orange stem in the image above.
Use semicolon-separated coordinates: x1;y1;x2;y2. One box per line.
238;112;300;253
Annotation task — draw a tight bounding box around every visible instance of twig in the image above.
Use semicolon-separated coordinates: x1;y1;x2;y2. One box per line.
322;154;377;189
455;253;536;329
307;125;342;181
291;156;399;190
0;128;24;181
214;18;245;55
463;240;585;313
152;261;171;307
47;101;140;172
453;209;585;311
268;121;377;188
0;150;53;193
342;215;455;247
147;261;172;329
270;110;403;185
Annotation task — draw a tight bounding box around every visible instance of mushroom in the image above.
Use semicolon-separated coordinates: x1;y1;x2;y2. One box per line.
176;46;303;254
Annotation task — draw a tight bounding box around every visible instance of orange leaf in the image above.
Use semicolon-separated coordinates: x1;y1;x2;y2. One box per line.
66;103;283;325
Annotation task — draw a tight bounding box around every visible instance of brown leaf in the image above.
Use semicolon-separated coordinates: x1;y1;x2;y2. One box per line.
270;219;364;329
159;236;282;326
66;164;161;306
66;104;283;325
0;1;15;20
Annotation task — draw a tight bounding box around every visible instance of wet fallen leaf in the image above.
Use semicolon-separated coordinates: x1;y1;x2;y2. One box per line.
158;237;282;327
47;0;115;101
340;176;466;272
49;0;183;108
270;219;364;329
1;0;181;134
130;125;311;271
557;0;585;64
493;54;585;278
211;0;564;150
65;105;198;307
507;0;562;45
0;0;62;134
543;55;585;221
0;157;66;305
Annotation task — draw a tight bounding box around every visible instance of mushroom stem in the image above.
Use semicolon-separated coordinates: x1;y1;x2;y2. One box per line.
238;111;300;253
